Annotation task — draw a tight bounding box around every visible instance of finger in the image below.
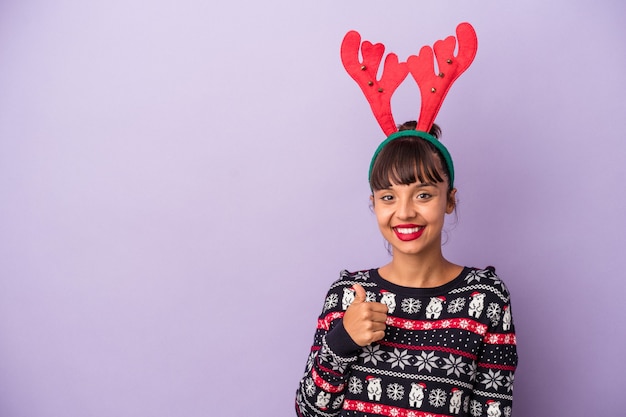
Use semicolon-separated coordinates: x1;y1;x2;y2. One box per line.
368;322;387;332
368;302;389;313
368;312;389;323
352;284;367;303
370;330;386;343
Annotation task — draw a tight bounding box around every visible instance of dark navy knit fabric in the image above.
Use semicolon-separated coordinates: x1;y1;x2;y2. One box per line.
296;267;517;417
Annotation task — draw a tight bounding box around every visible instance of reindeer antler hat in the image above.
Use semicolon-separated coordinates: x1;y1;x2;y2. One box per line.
340;23;478;187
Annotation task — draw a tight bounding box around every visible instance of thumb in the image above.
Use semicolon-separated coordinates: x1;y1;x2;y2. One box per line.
352;284;367;303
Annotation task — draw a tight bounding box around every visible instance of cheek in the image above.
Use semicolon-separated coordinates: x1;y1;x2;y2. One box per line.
374;208;392;228
426;204;449;224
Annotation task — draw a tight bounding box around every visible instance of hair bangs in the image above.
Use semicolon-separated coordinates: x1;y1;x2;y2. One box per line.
370;137;448;191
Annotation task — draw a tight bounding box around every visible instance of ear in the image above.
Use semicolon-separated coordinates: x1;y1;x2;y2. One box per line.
446;188;457;214
370;194;375;207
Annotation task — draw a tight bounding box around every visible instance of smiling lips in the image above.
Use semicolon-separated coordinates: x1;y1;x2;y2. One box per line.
393;224;425;241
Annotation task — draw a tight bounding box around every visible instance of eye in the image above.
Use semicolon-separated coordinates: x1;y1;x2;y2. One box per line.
380;195;394;201
417;193;432;199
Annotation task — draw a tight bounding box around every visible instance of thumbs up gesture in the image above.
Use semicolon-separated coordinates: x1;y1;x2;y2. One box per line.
343;284;388;346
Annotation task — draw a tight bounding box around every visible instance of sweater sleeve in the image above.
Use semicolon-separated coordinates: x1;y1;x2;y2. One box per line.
468;276;518;417
295;277;362;417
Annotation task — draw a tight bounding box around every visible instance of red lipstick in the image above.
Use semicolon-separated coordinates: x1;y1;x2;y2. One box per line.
393;224;424;241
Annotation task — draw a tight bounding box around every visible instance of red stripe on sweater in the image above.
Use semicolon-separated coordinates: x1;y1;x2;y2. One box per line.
477;362;516;371
317;311;345;330
343;399;450;417
482;332;517;345
385;316;488;336
311;368;345;393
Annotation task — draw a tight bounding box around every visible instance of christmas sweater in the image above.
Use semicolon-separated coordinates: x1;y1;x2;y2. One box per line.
295;267;517;417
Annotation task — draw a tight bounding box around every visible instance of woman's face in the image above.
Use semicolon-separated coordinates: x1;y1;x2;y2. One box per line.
372;180;456;259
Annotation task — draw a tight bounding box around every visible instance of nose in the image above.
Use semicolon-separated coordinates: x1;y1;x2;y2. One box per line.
396;197;416;220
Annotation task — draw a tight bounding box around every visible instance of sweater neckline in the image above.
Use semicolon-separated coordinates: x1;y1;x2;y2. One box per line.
368;266;471;297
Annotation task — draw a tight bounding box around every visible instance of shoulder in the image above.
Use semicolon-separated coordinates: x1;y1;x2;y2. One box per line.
338;269;372;282
459;266;513;303
330;269;374;285
325;269;379;296
317;269;378;315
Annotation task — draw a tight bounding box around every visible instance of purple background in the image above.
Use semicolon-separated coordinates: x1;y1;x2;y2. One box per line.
1;1;624;416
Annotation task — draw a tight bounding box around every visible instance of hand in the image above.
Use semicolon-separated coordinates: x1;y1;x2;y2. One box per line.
342;284;388;346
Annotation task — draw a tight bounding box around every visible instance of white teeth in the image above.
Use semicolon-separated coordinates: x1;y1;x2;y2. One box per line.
396;227;421;234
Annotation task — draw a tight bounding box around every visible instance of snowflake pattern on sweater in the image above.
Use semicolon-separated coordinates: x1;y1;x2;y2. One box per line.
295;267;517;417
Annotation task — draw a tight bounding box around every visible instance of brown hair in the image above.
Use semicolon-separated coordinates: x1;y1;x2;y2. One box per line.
369;122;452;191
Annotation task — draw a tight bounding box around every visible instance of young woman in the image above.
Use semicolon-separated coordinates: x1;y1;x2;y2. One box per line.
295;124;517;417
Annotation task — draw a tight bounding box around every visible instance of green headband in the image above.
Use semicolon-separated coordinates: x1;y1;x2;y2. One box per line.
368;130;455;189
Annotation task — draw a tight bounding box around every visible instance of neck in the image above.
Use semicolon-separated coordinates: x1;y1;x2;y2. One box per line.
379;250;462;288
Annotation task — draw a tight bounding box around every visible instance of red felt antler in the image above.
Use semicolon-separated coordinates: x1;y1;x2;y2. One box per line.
341;31;409;136
407;23;478;132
